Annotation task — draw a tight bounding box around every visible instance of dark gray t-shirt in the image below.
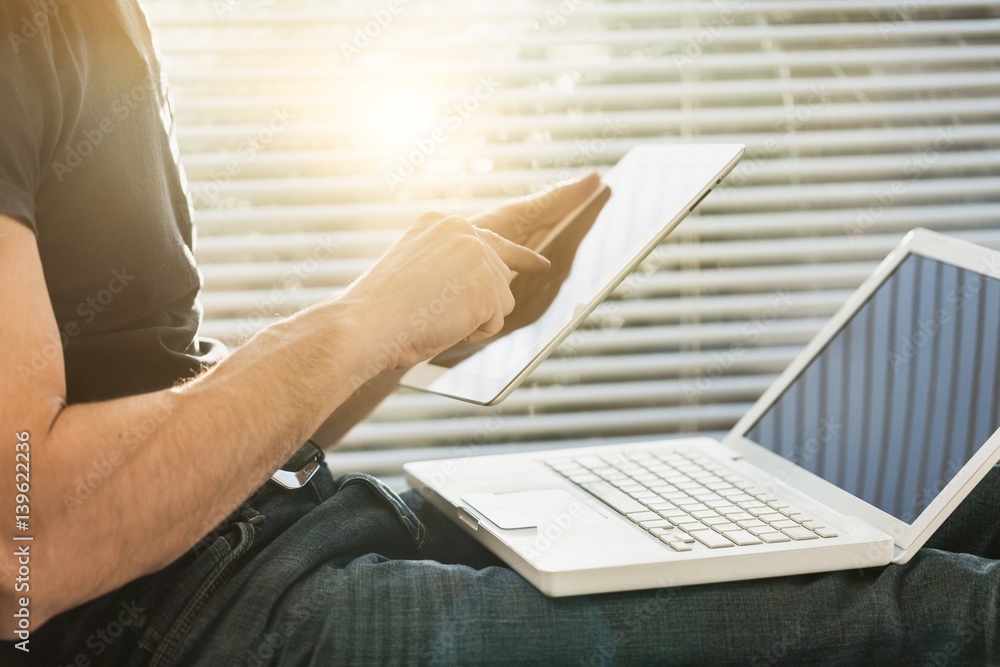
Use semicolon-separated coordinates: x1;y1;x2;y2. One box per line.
0;0;224;404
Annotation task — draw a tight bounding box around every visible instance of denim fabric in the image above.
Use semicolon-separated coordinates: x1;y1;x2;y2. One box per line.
83;463;997;666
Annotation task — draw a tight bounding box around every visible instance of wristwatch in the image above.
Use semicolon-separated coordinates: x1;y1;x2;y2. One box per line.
270;440;324;489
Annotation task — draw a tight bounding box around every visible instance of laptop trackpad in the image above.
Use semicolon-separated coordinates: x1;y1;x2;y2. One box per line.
462;489;608;530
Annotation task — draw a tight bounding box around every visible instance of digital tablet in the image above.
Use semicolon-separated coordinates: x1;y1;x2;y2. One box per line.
401;143;745;405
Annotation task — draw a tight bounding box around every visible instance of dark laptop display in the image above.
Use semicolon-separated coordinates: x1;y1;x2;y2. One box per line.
747;254;1000;523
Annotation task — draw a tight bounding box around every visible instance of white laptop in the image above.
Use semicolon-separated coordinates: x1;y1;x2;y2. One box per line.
405;228;1000;596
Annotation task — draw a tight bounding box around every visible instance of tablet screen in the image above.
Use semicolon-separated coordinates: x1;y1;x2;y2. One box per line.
407;144;744;403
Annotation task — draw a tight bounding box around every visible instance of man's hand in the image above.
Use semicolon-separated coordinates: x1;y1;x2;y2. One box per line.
343;211;551;370
310;171;603;446
470;170;602;250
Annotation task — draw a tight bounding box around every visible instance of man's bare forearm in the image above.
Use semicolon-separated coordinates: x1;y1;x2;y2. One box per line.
34;296;379;625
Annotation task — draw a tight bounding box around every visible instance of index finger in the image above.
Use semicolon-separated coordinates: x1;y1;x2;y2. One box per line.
474;227;551;275
518;170;604;226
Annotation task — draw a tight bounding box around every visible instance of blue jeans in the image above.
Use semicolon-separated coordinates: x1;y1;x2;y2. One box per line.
25;465;1000;666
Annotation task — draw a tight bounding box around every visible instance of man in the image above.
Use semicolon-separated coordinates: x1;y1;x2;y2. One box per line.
1;1;997;665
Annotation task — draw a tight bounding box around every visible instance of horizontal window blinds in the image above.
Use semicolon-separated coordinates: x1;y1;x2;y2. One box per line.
144;0;1000;472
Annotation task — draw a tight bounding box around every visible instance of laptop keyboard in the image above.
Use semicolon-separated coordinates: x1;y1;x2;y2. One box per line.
546;448;838;552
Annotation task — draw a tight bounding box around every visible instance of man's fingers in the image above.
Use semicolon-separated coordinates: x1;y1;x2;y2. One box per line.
466;306;505;343
475;227;551;275
522;170;603;224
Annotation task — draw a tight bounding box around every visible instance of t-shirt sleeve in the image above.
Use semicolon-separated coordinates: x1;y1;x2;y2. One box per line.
0;3;51;234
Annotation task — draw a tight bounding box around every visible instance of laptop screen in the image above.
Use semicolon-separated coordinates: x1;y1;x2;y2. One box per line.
745;253;1000;524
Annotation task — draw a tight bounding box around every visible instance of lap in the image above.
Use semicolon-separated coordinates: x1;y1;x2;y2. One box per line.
144;467;1000;666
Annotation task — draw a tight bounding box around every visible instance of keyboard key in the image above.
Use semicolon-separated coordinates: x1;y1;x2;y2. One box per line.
737;519;767;529
748;525;776;537
758;532;791;543
640;519;672;530
758;513;785;523
726;512;754;522
778;505;805;517
658;509;688;519
710;522;740;533
691;509;720;519
801;520;824;529
690;530;734;548
737;500;767;510
626;511;660;523
782;526;819;541
702;516;731;526
646;501;673;511
650;527;675;536
575;456;605;469
770;519;798;530
724;530;763;546
567;473;600;484
677;521;708;533
814;528;839;538
579;481;646;514
714;504;741;515
616;483;645;493
665;540;692;552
